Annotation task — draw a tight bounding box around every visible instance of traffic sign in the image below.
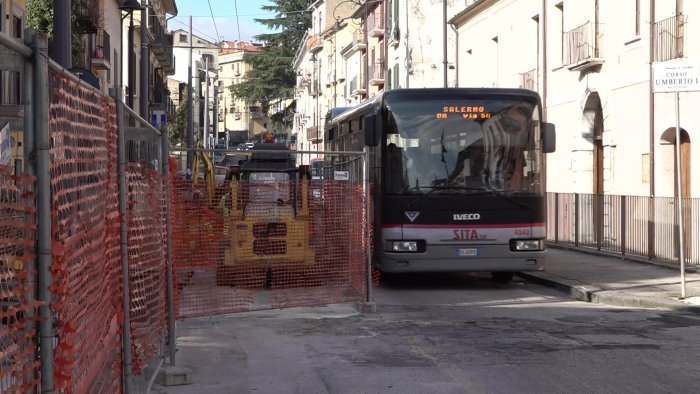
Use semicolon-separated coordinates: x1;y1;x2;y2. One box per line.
652;61;700;93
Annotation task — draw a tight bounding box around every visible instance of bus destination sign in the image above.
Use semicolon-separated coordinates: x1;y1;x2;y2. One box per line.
436;106;492;119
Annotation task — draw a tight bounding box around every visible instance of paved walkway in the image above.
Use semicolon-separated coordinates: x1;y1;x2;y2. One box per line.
519;244;700;313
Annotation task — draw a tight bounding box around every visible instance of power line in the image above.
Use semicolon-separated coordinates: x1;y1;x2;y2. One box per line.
234;0;242;42
206;0;221;42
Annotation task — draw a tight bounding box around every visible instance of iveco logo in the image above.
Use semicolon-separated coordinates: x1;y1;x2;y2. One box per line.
453;213;481;221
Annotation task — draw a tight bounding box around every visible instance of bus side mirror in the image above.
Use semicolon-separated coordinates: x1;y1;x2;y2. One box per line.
364;115;379;146
543;122;556;153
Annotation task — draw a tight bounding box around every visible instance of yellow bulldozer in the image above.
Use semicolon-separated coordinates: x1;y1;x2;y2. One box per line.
216;142;316;287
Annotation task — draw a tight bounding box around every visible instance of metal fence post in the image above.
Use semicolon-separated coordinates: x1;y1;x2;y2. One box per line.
362;147;372;304
32;31;55;393
161;130;177;366
116;28;134;392
554;193;559;243
621;195;626;255
574;193;580;247
22;28;38;390
596;194;602;251
648;196;655;259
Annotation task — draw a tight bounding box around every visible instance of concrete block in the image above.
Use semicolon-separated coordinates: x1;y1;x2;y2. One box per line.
155;364;193;386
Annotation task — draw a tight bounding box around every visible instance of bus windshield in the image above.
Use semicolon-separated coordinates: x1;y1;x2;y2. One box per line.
383;97;543;195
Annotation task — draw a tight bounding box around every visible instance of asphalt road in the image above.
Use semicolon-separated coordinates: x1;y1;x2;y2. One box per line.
157;274;700;393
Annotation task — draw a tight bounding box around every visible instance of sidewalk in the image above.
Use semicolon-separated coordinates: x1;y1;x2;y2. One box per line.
518;244;700;313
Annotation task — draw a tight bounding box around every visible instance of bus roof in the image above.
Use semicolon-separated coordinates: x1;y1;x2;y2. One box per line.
327;87;542;126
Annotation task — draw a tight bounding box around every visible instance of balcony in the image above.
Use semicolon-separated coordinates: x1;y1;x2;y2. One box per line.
73;0;99;33
149;13;175;74
307;34;323;53
350;32;366;52
309;79;320;96
307;126;321;142
564;21;604;71
368;8;384;37
91;30;111;70
519;68;536;91
349;75;366;96
653;14;687;62
368;61;385;86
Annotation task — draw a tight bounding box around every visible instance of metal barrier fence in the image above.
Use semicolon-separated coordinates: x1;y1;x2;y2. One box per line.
169;147;372;318
547;192;700;265
0;30;173;393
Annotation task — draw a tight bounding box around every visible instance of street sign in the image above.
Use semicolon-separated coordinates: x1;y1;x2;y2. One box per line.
651;60;697;298
652;61;700;93
151;110;166;129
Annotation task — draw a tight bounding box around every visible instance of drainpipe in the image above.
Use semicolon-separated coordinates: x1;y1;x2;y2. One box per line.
443;0;447;88
404;0;410;87
449;23;458;87
649;0;655;196
542;0;548;121
140;2;149;119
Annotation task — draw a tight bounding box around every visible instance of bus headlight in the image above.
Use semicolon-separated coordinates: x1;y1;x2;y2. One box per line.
385;240;424;252
510;239;544;251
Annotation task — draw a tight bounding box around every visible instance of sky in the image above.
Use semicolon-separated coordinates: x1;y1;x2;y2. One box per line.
168;0;279;44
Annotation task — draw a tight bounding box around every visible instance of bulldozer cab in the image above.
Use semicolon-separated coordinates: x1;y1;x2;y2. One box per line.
217;142;315;286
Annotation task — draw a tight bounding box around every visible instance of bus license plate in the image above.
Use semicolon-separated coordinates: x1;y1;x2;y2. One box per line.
457;248;478;257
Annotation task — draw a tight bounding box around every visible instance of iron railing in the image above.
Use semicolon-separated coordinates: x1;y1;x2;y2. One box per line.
547;193;699;265
564;21;598;65
520;69;536;90
653;14;687;62
369;60;385;84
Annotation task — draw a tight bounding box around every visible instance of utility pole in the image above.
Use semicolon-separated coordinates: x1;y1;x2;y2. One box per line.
187;15;194;166
213;84;219;144
203;57;210;149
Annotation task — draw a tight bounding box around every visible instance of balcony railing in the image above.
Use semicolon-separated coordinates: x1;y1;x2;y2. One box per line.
350;32;366;52
307;35;323;53
307;125;320;142
349;75;366;96
91;30;111;70
368;61;385;86
653;14;687;62
564;21;601;68
519;69;536;91
149;13;174;74
368;8;384;37
547;193;700;265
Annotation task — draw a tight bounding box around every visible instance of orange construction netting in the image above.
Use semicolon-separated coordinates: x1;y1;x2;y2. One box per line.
0;166;38;393
170;159;371;318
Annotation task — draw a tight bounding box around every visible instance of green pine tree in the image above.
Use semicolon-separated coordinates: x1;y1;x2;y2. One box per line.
167;90;188;146
231;0;311;130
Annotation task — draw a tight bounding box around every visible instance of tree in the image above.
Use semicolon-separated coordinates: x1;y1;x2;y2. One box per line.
167;90;188;146
231;0;311;130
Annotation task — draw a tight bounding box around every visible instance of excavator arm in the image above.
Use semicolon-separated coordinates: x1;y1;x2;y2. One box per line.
192;143;216;206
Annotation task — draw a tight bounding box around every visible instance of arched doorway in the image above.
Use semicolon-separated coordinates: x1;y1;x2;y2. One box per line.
660;128;691;198
582;92;604;248
582;92;605;194
660;128;691;261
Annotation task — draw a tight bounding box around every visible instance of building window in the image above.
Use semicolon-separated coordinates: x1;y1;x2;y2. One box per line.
555;2;564;63
179;34;187;43
13;15;22;38
393;63;399;88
